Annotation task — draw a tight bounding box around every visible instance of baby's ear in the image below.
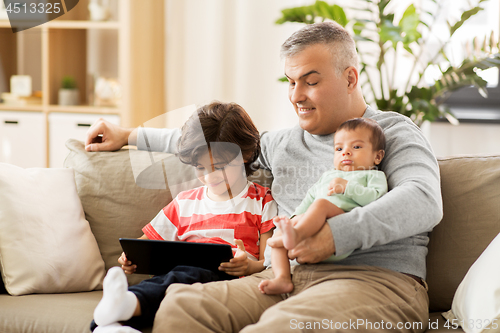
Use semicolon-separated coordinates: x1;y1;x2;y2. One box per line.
374;150;385;165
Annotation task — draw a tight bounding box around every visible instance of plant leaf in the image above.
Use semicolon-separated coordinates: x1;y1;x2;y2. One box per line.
315;1;333;21
378;0;391;14
449;7;483;36
331;4;348;27
352;21;365;35
379;19;403;45
276;6;315;24
399;4;421;45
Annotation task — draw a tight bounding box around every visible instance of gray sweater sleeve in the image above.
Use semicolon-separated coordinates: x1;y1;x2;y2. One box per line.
136;127;182;153
330;114;443;257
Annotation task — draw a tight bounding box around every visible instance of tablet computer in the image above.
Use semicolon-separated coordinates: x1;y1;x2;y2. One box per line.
119;238;237;280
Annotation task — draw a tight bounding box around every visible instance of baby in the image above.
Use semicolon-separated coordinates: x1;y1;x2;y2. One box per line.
259;118;388;295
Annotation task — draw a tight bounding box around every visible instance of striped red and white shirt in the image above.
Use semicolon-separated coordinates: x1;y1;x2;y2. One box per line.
143;182;277;260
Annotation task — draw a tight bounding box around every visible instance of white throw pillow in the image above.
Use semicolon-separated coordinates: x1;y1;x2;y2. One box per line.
442;232;500;333
0;163;105;295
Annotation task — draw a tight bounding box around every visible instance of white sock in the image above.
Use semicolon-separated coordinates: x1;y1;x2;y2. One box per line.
94;323;142;333
94;267;138;327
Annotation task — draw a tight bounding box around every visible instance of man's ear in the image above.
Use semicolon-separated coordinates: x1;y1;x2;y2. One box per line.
345;66;359;92
374;150;385;165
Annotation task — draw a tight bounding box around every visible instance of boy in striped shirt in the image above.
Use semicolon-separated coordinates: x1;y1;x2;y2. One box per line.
91;102;277;333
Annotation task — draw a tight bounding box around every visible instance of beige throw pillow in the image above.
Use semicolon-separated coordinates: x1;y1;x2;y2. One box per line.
63;140;178;285
0;163;105;296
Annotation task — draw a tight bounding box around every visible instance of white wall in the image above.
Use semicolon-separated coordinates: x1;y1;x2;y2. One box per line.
162;0;500;157
164;0;311;132
423;122;500;157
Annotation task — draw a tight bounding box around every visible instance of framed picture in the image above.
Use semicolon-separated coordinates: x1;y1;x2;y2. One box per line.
11;75;32;97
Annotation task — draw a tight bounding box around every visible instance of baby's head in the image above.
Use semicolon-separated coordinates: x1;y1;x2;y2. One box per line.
177;101;260;177
333;118;385;171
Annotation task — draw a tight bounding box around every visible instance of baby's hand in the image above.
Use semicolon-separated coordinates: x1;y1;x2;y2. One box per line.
219;239;249;277
327;178;348;195
118;252;136;274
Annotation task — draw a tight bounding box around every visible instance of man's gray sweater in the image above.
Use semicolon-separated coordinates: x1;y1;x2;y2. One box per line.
137;106;443;279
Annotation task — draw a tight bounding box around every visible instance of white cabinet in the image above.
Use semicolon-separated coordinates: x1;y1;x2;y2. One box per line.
48;113;120;168
0;111;46;168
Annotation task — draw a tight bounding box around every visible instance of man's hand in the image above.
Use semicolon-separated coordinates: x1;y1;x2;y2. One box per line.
327;178;348;196
219;240;249;276
85;118;137;152
288;223;336;264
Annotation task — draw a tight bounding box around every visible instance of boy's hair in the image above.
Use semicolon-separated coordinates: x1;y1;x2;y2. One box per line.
336;118;385;152
280;21;359;77
177;101;260;176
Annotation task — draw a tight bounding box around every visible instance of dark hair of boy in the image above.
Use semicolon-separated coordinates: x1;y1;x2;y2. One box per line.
177;101;261;177
336;118;386;152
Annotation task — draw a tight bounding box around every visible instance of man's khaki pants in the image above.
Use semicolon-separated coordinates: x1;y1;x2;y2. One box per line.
153;264;429;332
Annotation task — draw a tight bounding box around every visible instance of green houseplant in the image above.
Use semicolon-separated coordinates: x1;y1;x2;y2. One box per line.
276;0;500;126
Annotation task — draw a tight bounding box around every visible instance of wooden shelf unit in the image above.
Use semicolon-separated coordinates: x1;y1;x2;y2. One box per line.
0;0;166;168
0;0;131;167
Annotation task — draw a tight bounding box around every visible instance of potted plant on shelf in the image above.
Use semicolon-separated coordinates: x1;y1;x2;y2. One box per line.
276;0;500;126
58;76;79;106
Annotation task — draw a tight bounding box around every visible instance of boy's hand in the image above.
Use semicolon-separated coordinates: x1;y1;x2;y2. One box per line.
327;178;348;195
219;239;249;277
118;252;136;274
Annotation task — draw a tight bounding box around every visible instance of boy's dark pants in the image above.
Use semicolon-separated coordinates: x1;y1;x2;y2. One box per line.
125;266;222;329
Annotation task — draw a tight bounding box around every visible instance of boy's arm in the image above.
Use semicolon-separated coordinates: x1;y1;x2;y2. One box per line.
342;172;388;207
241;230;275;275
218;230;274;276
247;230;274;274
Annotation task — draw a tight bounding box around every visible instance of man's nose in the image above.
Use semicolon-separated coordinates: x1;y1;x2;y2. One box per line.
290;84;306;104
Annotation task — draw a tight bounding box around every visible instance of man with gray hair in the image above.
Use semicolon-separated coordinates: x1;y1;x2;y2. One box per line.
86;21;442;332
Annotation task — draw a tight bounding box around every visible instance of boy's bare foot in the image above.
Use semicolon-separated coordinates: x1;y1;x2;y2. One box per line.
277;216;300;250
258;277;294;295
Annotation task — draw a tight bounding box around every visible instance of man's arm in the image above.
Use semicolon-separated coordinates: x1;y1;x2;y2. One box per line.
85;118;181;153
135;127;181;154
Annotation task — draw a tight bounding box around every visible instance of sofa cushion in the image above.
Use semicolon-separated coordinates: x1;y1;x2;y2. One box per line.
427;154;500;312
64;140;201;285
0;290;154;333
0;291;103;333
0;164;105;296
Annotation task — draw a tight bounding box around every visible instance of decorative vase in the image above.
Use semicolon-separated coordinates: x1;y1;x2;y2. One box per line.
88;0;110;21
58;89;79;106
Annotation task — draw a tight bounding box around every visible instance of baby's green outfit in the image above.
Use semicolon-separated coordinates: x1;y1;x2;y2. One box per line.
293;169;388;261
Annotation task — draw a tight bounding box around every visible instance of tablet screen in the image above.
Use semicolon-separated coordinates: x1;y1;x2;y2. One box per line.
119;238;237;280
